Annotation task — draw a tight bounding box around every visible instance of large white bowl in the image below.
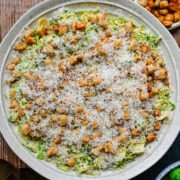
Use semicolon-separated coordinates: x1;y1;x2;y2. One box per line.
0;0;180;179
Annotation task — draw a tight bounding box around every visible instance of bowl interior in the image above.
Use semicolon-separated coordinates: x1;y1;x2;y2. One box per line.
0;1;179;180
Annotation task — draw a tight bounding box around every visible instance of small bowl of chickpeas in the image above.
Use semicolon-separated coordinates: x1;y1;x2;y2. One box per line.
133;0;180;30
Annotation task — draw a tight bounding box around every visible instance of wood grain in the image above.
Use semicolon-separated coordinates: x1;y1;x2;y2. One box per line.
0;0;180;169
0;0;43;168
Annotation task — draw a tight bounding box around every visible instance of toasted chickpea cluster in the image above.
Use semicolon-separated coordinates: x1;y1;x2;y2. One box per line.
138;0;180;27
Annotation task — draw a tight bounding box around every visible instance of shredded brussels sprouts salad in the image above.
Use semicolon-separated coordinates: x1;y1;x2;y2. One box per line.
5;8;175;175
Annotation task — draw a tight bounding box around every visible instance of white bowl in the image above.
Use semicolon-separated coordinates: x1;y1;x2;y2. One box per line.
0;0;180;179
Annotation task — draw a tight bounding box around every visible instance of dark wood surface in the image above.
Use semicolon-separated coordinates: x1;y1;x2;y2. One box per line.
0;0;180;169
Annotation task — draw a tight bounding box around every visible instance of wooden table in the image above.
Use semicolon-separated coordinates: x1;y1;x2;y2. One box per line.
0;0;180;170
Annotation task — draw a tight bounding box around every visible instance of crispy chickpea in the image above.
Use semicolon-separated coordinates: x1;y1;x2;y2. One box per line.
54;136;62;144
96;42;108;57
76;106;84;113
58;25;68;35
59;128;66;135
131;128;140;137
139;109;149;118
153;109;161;116
119;127;128;134
79;79;89;87
52;24;59;32
6;63;15;70
10;99;18;109
156;69;167;80
22;124;31;136
31;114;39;122
26;104;32;110
146;64;157;74
45;46;54;57
14;43;26;52
59;115;68;126
169;3;178;11
159;9;169;15
92;120;98;129
92;77;102;85
33;76;40;81
174;12;180;22
163;21;173;27
89;15;97;23
23;72;32;80
91;145;104;156
12;69;20;77
105;29;113;37
57;87;63;93
129;38;138;51
134;54;141;62
164;14;174;21
113;134;128;143
122;100;129;107
46;145;58;157
98;12;109;29
82;136;90;143
156;59;164;66
45;27;52;34
37;26;46;37
81;120;89;126
25;36;36;45
76;54;84;62
118;134;129;143
139;0;148;7
68;36;77;44
114;39;122;49
153;121;161;130
146;132;156;142
123;109;130;121
160;1;169;9
151;50;158;59
164;76;169;85
96;105;104;112
51;92;57;102
153;10;159;17
59;65;66;73
36;97;45;106
105;142;115;153
140;44;150;53
50;114;58;123
72;129;79;136
91;132;102;140
139;92;149;101
151;86;159;95
39;110;47;117
69;56;77;66
146;58;154;65
18;108;25;116
158;15;165;22
76;22;86;30
72;22;76;32
44;59;52;65
11;57;20;65
124;21;134;33
66;157;75;167
154;0;160;7
148;0;155;9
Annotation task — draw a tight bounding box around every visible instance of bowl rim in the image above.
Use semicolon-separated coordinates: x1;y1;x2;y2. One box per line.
0;0;180;180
